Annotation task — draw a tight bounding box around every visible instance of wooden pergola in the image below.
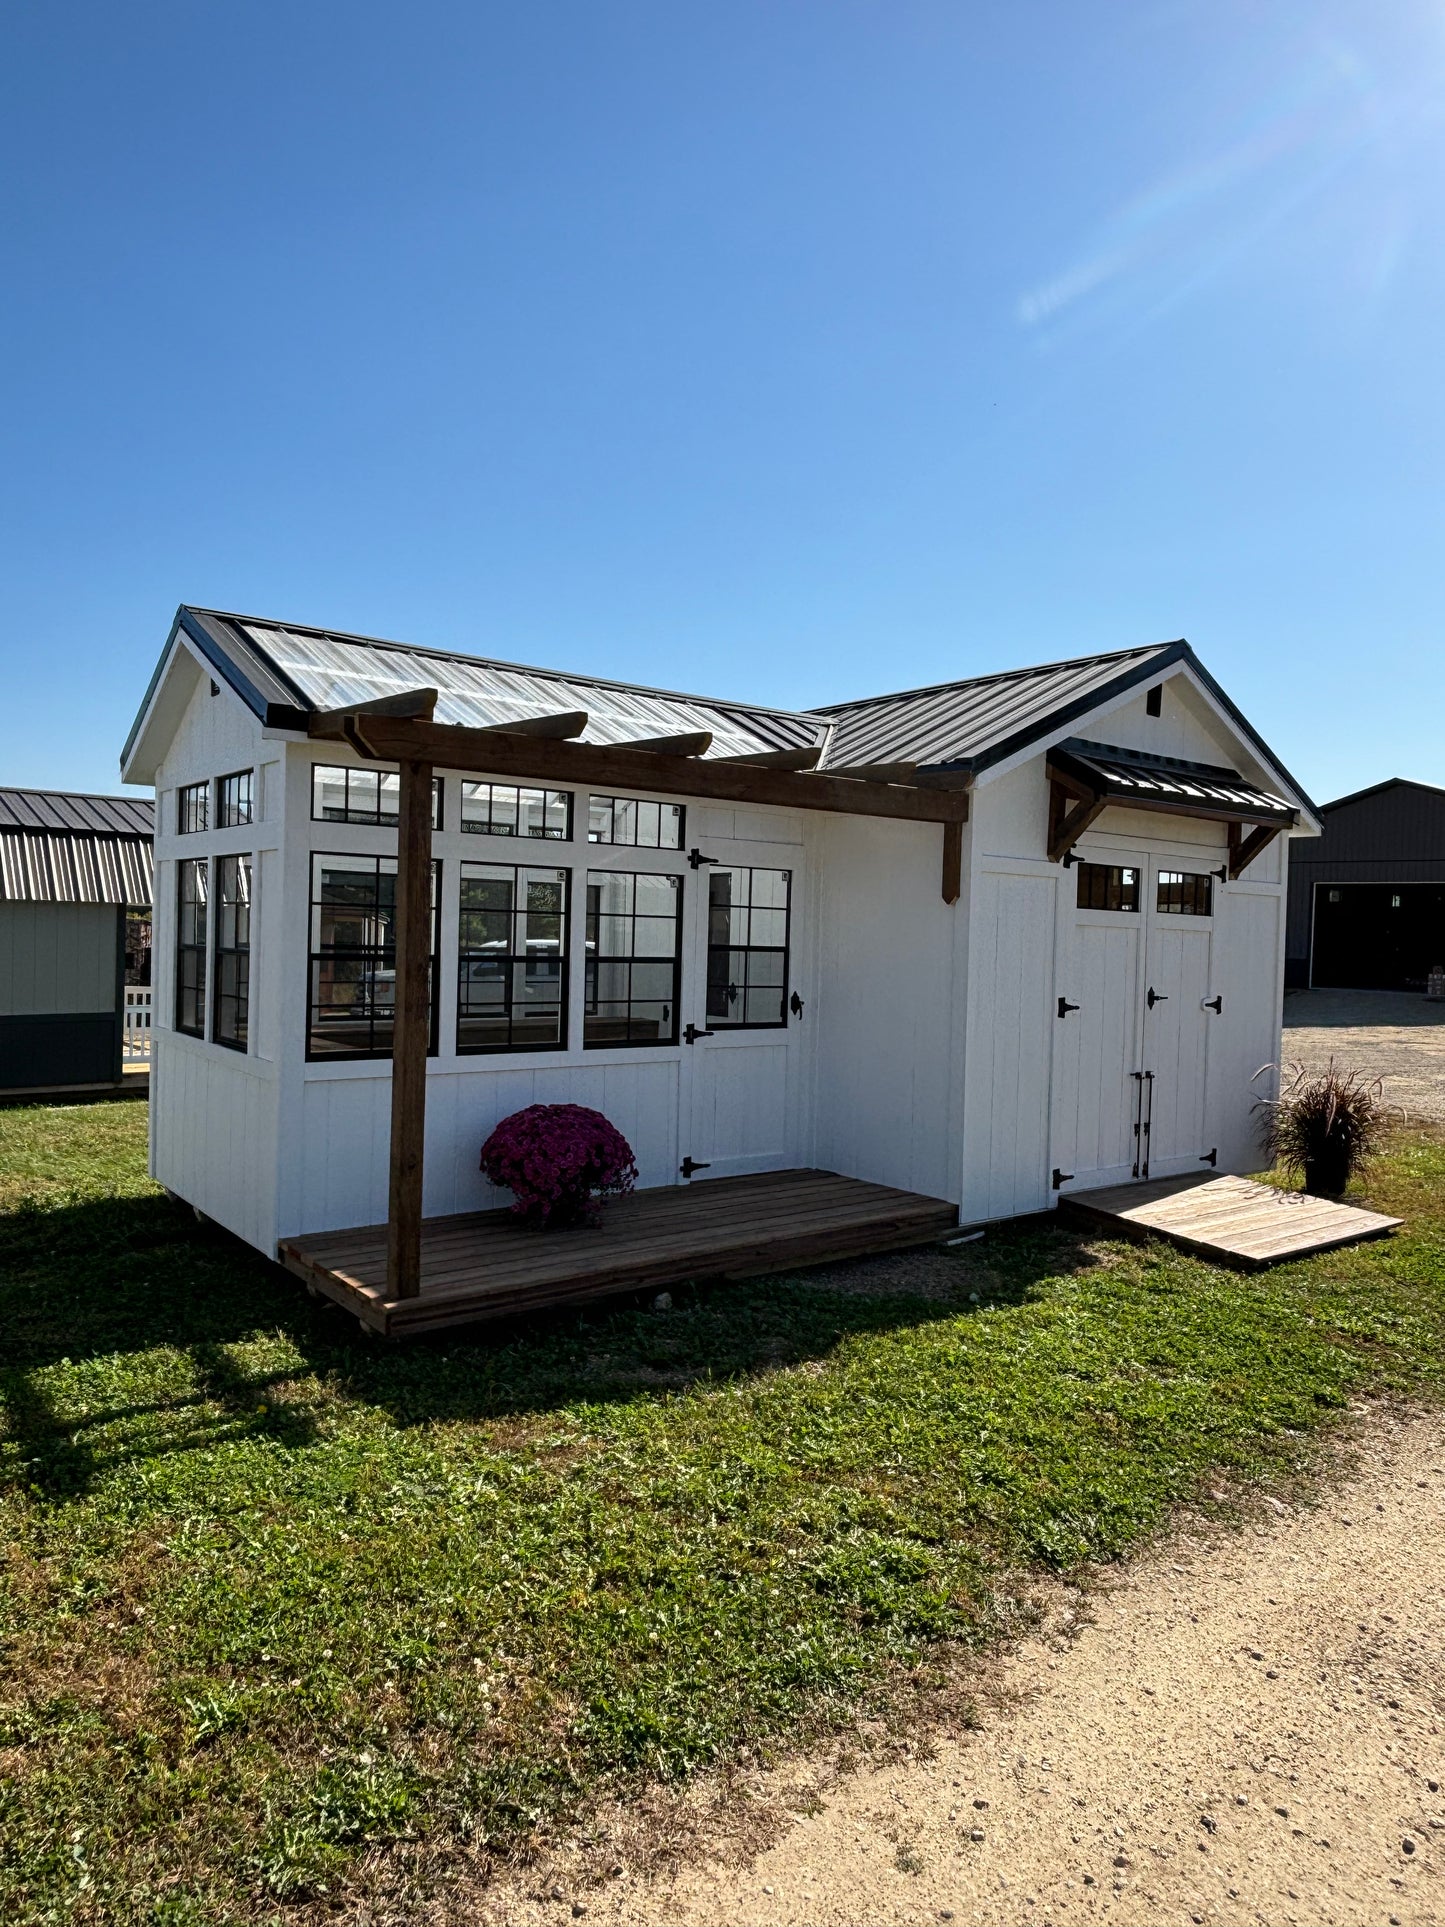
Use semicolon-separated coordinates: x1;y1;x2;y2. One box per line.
308;691;971;1300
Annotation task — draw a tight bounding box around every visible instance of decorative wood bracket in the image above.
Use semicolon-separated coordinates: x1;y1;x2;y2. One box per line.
1047;768;1107;864
1227;821;1281;880
942;819;963;905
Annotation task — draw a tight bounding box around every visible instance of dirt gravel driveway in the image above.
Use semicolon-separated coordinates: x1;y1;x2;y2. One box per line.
1282;989;1445;1124
504;1411;1445;1927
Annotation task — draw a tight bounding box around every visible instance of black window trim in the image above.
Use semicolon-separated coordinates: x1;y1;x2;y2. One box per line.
459;779;573;841
586;792;686;851
456;860;571;1057
310;761;444;831
1155;868;1215;917
212;851;252;1053
1075;860;1141;914
705;863;792;1031
215;767;255;830
175;855;208;1038
176;780;209;836
583;866;684;1050
305;850;442;1063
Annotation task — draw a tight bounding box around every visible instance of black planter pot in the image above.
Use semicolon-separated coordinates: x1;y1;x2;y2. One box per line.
1303;1142;1351;1197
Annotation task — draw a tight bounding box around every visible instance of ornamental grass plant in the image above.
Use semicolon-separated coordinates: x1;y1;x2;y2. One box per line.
1255;1058;1392;1196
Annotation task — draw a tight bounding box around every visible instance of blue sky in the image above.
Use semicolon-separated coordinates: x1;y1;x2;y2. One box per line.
2;0;1441;801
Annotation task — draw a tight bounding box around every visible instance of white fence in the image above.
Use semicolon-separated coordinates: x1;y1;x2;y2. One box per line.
123;987;152;1063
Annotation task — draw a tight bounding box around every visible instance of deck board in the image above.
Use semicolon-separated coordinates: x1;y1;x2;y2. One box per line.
279;1169;959;1335
1061;1172;1401;1268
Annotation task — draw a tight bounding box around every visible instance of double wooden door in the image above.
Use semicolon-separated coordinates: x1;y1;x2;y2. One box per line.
1051;850;1218;1194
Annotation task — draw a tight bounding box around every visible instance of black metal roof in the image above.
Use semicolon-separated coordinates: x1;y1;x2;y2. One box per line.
0;787;154;836
1320;776;1445;814
1050;740;1296;822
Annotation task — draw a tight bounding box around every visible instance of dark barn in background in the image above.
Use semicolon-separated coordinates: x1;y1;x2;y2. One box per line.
1285;778;1445;991
0;788;154;1095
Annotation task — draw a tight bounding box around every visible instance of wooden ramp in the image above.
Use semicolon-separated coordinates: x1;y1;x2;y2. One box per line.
1061;1172;1401;1269
278;1168;959;1337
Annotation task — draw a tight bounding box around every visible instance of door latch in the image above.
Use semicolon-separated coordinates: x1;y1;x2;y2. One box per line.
1057;996;1080;1018
1203;995;1222;1013
1052;1167;1074;1190
683;1024;714;1045
679;1157;711;1179
687;848;720;870
789;990;805;1019
1146;986;1168;1009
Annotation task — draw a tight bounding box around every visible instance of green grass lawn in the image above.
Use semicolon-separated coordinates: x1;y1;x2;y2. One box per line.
2;1101;1443;1923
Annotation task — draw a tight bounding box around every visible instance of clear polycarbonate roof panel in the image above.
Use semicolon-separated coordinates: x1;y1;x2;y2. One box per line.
240;622;830;761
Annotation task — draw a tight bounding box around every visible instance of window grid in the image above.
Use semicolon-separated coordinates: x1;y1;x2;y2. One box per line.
175;858;208;1037
307;854;440;1060
216;770;254;828
457;864;569;1054
706;866;791;1028
311;765;443;828
460;782;570;840
1156;870;1213;917
587;794;684;850
1076;862;1140;913
177;782;208;835
213;854;252;1051
584;870;682;1047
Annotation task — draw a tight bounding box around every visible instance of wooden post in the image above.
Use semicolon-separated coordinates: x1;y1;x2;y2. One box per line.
941;818;963;905
386;757;433;1300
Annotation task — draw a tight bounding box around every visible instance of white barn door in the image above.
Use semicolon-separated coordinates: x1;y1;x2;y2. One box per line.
1141;916;1214;1176
680;835;805;1182
1050;904;1145;1190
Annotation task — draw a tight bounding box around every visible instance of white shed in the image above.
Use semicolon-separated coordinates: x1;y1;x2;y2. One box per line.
121;607;1320;1331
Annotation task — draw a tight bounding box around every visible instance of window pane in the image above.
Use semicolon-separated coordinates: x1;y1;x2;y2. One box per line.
309;854;438;1058
706;866;791;1029
587;794;684;848
584;867;681;1047
457;862;568;1053
1076;863;1139;913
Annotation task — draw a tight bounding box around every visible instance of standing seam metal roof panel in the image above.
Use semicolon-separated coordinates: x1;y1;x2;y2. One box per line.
0;788;154;836
813;645;1177;771
0;832;153;905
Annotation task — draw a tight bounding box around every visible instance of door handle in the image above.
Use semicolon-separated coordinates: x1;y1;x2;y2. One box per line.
1057;997;1080;1018
1203;995;1222;1013
790;990;805;1019
1146;986;1168;1009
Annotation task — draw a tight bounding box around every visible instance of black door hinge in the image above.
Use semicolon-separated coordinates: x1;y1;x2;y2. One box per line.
789;990;805;1019
1146;986;1168;1009
1057;997;1080;1018
1200;1147;1218;1166
688;848;720;869
680;1156;711;1179
1204;995;1223;1013
1212;864;1228;882
1052;1167;1074;1190
683;1023;714;1045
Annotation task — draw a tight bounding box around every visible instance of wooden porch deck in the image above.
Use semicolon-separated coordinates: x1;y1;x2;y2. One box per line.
1061;1172;1401;1269
278;1168;960;1337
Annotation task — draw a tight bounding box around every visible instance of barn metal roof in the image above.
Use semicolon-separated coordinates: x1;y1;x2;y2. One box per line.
0;788;154;906
813;643;1181;773
1050;740;1296;822
165;607;831;762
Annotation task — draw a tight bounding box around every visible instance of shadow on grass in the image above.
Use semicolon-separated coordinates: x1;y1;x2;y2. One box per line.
0;1187;1102;1496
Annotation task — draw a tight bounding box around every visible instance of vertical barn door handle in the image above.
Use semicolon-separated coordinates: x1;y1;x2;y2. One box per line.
1057;997;1080;1018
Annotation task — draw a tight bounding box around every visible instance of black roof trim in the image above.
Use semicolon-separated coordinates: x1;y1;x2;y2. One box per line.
1320;776;1445;814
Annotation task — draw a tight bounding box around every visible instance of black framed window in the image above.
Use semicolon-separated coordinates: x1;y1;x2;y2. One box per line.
177;782;208;835
460;782;570;839
1076;863;1139;912
307;854;440;1059
1156;870;1213;916
311;765;442;828
584;870;681;1047
175;858;208;1037
216;770;254;828
706;866;791;1027
587;795;683;850
213;855;252;1050
457;864;568;1053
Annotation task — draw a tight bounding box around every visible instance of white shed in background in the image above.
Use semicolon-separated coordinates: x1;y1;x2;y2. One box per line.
120;606;1320;1324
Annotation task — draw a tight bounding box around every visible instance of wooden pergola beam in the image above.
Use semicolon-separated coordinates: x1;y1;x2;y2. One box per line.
322;713;971;827
310;687;438;732
615;730;713;756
